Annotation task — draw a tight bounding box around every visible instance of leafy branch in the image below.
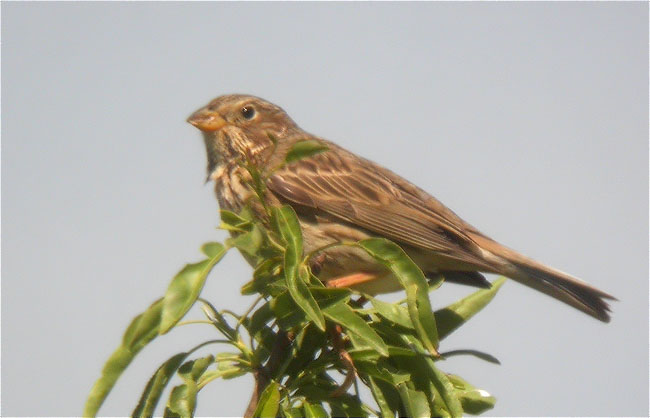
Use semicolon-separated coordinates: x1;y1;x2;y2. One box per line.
84;140;504;417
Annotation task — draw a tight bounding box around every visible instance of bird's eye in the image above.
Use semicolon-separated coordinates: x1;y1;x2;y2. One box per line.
241;106;256;120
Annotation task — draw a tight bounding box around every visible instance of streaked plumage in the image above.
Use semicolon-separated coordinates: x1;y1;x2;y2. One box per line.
188;94;615;322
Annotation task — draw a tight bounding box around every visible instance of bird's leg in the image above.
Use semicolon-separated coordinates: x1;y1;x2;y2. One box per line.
328;324;357;397
322;274;376;397
325;272;379;288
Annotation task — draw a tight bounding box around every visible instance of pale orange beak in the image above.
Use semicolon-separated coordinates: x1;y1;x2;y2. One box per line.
187;108;227;132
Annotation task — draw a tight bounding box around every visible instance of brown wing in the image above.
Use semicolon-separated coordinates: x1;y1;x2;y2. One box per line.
267;139;497;271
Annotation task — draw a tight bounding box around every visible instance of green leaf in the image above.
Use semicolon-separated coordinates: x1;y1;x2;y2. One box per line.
346;331;374;352
347;348;381;362
387;352;439;416
246;301;274;338
227;224;263;257
285;140;329;164
398;385;431;418
370;319;418;350
368;377;399;418
243;160;266;198
427;272;445;291
273;204;302;263
447;374;496;415
296;375;345;403
352;343;421;360
273;206;325;331
387;346;421;357
196;366;246;389
303;401;329;418
214;353;248;379
435;277;506;340
199;301;237;340
200;241;226;258
197;353;248;389
310;287;351;308
358;239;439;355
164;384;196;418
283;324;327;381
283;407;304;418
393;334;463;417
426;359;463;417
355;360;410;386
252;380;281;418
252;328;275;364
327;394;368;418
159;243;227;334
85;347;133;417
270;291;307;329
322;300;389;356
218;210;251;232
132;352;189;417
84;299;163;417
163;355;216;418
431;389;452;418
369;297;413;329
178;355;214;383
122;299;165;350
241;258;283;295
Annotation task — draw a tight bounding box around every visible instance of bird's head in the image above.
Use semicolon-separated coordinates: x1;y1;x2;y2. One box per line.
188;94;297;137
188;94;298;178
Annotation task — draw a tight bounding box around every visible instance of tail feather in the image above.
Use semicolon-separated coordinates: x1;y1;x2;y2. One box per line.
469;234;616;322
510;261;615;322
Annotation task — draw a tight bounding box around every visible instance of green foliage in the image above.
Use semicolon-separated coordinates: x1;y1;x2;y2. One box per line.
160;243;227;334
84;299;164;417
359;239;440;356
84;146;504;418
284;140;329;164
273;205;326;331
253;381;282;418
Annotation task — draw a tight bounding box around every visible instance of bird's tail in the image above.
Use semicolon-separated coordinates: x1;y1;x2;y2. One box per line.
473;236;616;322
509;259;615;322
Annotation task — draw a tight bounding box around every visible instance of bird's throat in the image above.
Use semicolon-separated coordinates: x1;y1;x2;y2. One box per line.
202;132;221;182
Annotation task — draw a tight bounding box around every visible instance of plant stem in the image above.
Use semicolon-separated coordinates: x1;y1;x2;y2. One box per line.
243;330;295;418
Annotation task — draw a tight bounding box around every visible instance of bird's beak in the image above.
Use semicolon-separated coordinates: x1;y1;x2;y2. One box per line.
187;108;227;132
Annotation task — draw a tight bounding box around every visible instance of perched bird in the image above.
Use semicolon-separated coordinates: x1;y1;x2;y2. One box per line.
188;94;615;322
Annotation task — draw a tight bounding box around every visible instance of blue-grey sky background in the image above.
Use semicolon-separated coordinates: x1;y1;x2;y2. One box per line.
2;2;648;416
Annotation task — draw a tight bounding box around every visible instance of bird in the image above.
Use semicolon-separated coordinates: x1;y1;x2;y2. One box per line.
187;94;615;322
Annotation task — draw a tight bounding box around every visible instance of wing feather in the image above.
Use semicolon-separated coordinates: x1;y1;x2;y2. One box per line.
267;138;495;270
